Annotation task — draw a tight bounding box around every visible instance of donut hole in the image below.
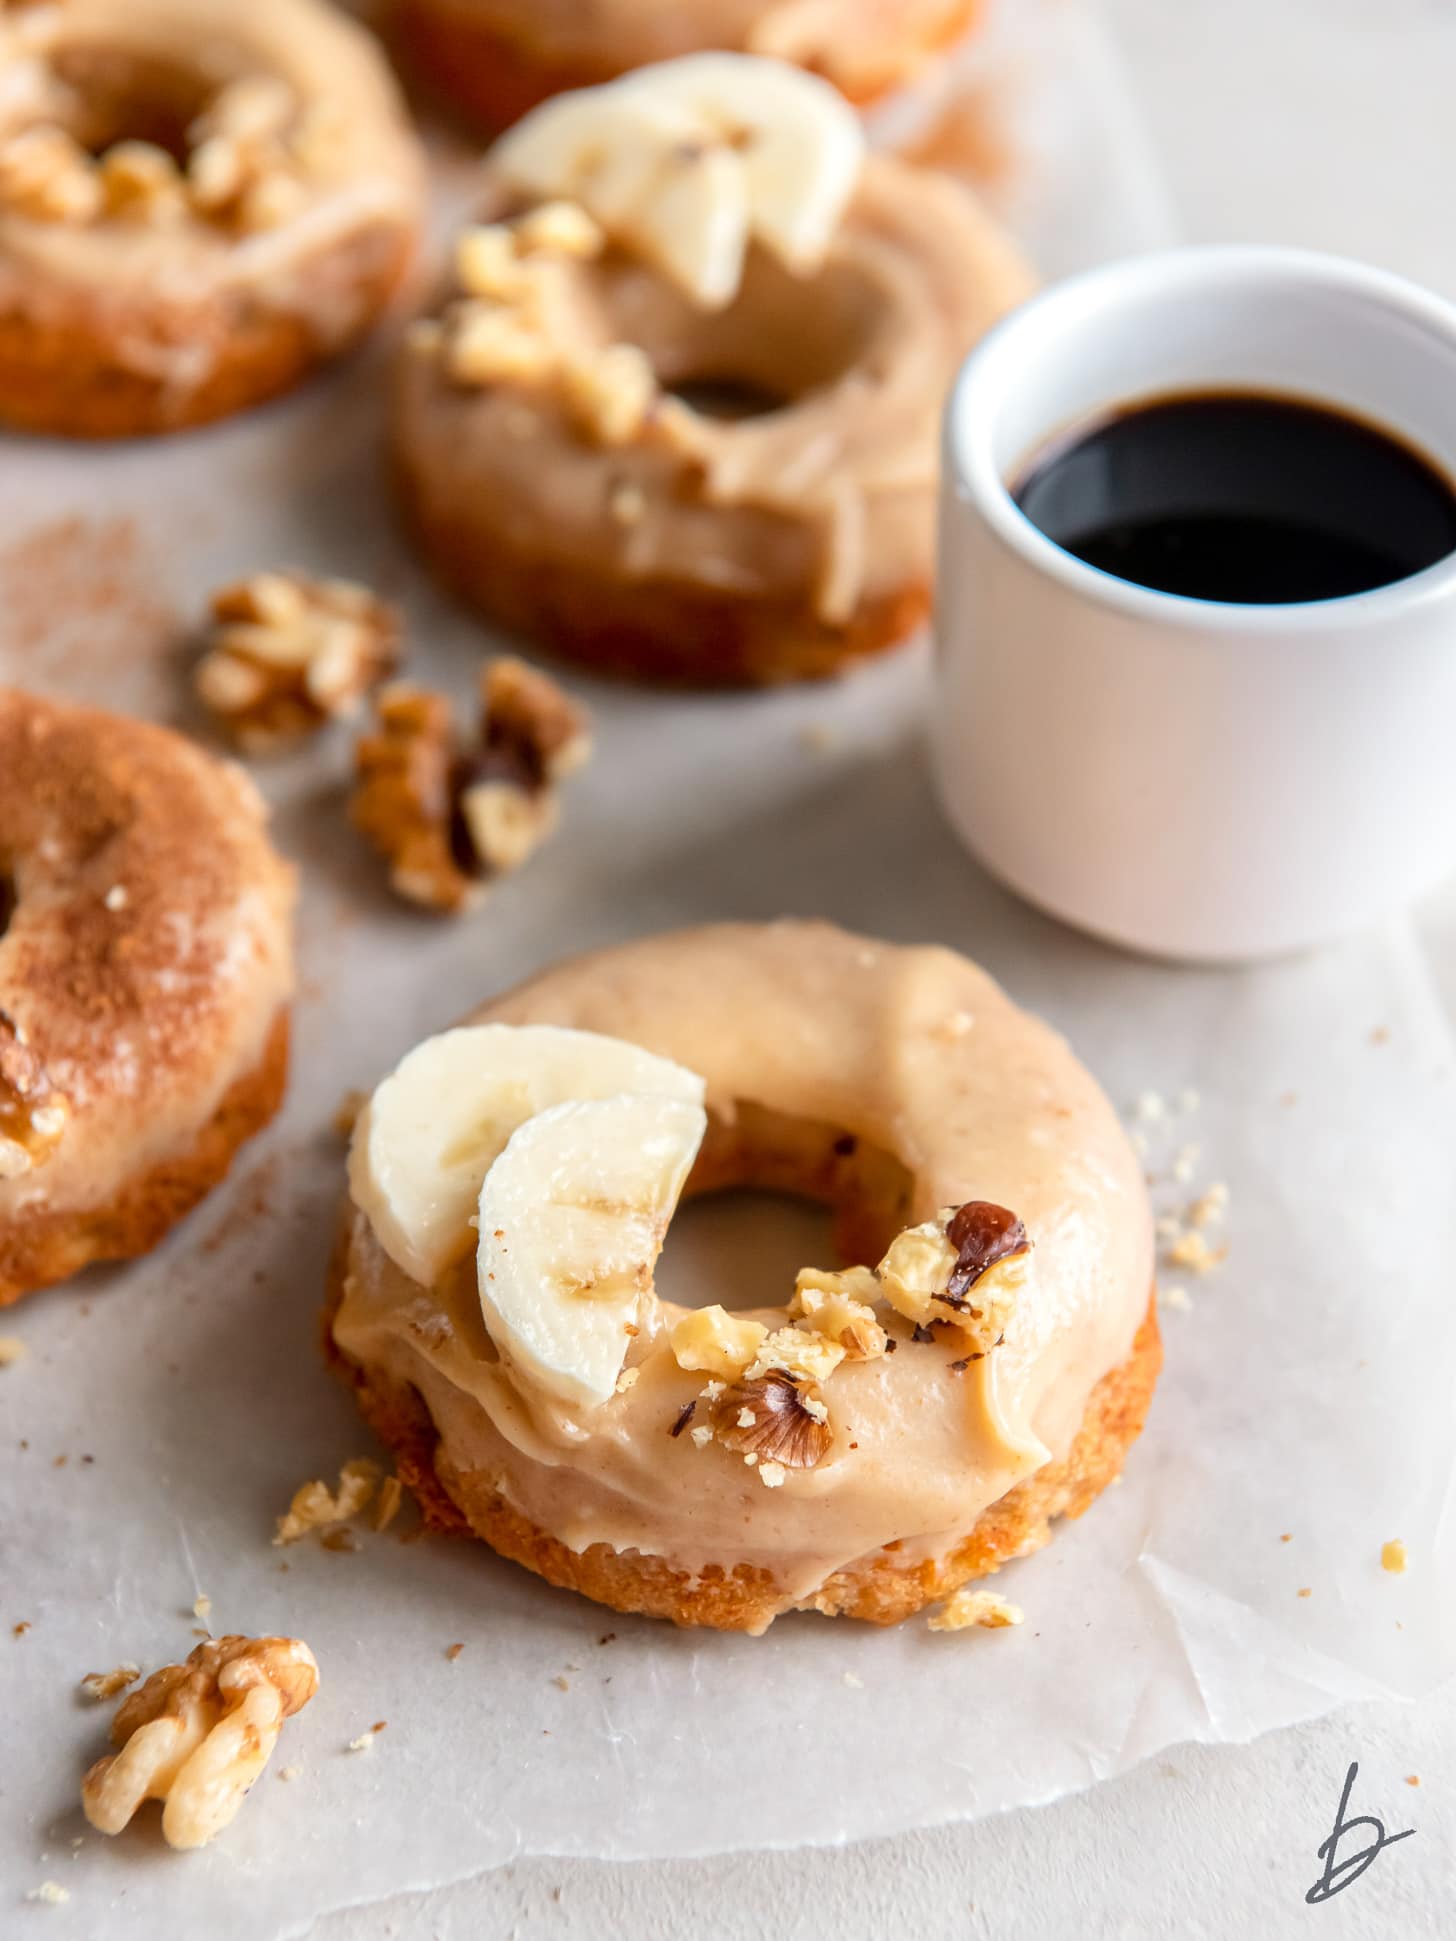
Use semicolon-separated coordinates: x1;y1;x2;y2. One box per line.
47;48;217;162
656;1102;916;1313
594;248;887;422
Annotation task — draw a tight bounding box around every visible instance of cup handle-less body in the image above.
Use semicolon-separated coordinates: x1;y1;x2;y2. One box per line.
933;246;1456;961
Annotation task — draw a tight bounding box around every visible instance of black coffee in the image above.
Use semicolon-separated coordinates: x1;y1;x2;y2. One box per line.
1014;392;1456;603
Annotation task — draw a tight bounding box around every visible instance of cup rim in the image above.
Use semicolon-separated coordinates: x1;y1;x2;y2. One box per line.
944;243;1456;634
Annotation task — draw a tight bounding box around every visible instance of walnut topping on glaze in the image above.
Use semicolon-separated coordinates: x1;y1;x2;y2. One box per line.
669;1304;767;1380
350;660;591;914
790;1269;887;1361
878;1201;1031;1352
81;1635;318;1850
0;72;335;237
425;200;669;450
196;572;402;752
712;1373;832;1472
0;1011;68;1180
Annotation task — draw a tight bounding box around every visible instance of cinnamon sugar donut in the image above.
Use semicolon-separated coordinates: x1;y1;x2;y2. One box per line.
0;691;295;1304
394;0;981;130
328;922;1159;1633
393;56;1034;685
0;0;425;439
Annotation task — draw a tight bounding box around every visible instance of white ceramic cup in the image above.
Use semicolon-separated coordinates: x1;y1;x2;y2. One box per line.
933;245;1456;961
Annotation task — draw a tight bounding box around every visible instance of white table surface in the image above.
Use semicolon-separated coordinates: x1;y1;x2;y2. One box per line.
296;9;1455;1936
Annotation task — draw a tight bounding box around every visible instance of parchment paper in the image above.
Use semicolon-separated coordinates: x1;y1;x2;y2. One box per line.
4;7;1453;1937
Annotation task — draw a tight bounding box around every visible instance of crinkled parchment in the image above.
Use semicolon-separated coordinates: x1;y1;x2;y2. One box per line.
3;7;1451;1937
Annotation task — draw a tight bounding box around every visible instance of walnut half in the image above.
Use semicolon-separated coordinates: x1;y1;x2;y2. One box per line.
350;659;591;913
81;1635;319;1851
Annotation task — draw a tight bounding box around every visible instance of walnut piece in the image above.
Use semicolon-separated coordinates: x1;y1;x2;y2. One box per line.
196;571;401;751
927;1588;1024;1632
0;125;101;222
274;1457;380;1546
669;1304;767;1380
81;1634;319;1850
350;660;591;914
878;1201;1030;1351
713;1373;832;1472
0;1010;68;1181
80;1664;142;1702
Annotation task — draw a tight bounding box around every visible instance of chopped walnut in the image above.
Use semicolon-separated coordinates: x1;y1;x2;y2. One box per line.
350;660;591;913
82;1634;318;1850
0;124;100;222
273;1457;380;1545
0;1011;68;1181
99;140;186;223
196;571;401;751
669;1304;767;1380
562;342;656;446
80;1664;141;1702
713;1373;832;1470
928;1588;1024;1632
878;1201;1030;1351
790;1269;887;1361
744;1325;845;1386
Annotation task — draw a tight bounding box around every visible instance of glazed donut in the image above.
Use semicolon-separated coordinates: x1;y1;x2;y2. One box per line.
0;0;424;439
329;922;1159;1633
393;57;1034;685
394;0;982;131
0;691;294;1304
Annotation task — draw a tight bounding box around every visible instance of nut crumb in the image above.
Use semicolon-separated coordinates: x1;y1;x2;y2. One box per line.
1165;1230;1227;1275
274;1458;381;1546
83;1635;318;1849
1186;1182;1229;1228
0;1335;27;1367
1406;1774;1420;1786
928;1588;1024;1632
103;884;128;912
14;1620;32;1636
1297;1587;1312;1598
758;1460;787;1488
551;1674;570;1692
374;1475;404;1532
842;1671;864;1688
1161;1284;1192;1312
80;1664;141;1701
1171;1143;1200;1184
1280;1533;1292;1543
277;1764;301;1782
192;1594;212;1621
1381;1539;1408;1574
1132;1090;1166;1123
25;1881;69;1906
445;1642;465;1662
615;1367;640;1395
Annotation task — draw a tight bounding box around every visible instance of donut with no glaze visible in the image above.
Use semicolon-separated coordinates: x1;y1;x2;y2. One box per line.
328;922;1159;1633
393;56;1034;685
0;0;424;438
394;0;983;131
0;691;295;1304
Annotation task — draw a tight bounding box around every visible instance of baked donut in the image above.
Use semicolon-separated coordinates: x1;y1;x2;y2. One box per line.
0;0;424;439
0;690;294;1304
394;0;982;132
393;56;1033;686
329;922;1159;1633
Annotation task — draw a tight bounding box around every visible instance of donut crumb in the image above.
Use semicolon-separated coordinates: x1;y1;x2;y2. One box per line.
928;1589;1024;1632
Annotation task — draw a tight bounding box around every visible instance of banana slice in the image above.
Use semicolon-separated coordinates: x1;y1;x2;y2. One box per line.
488;54;864;309
478;1094;706;1408
349;1025;705;1287
626;53;864;277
